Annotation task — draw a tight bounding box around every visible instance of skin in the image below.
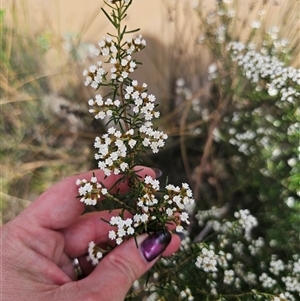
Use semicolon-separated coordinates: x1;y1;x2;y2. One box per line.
1;166;181;301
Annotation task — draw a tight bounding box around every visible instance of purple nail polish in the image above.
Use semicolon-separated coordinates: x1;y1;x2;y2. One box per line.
141;230;171;262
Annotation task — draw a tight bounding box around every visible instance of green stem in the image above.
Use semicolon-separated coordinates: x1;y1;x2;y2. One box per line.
106;192;135;212
119;82;130;132
114;3;130;133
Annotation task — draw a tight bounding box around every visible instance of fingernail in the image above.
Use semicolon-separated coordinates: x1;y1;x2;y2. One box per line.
140;230;171;262
151;168;163;178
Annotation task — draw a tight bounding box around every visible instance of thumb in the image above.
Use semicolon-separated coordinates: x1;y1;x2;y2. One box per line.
79;231;173;301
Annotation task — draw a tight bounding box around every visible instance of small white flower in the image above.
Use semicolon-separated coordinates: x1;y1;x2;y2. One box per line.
166;208;173;216
180;212;190;224
105;98;113;105
88;99;95;106
208;63;218;74
268;86;279;96
120;162;128;171
101;188;108;195
140;213;149;223
176;225;184;232
121;71;128;79
127;227;134;235
114;130;122;138
128;139;136;148
87;241;101;265
114;99;121;107
101;47;110;56
98;40;105;48
195;248;218;272
224;270;235;285
251;20;261;29
96;251;103;259
116;237;123;245
110;45;117;53
121;59;128;66
90;176;97;183
95;111;106;119
117;228;126;237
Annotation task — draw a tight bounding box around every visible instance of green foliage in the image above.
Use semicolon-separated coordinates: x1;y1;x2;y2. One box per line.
124;1;300;300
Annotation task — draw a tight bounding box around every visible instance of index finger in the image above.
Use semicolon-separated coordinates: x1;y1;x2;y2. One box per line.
21;166;157;229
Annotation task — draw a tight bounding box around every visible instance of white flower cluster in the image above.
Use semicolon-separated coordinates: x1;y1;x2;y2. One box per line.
292;257;300;274
195;206;223;227
217;250;233;269
223;269;235;285
88;94;120;120
208;63;218;80
94;127;135;176
110;55;136;82
93;124;167;176
244;271;257;286
248;236;264;256
195;247;218;272
263;254;300;297
232;240;244;255
82;26;168;173
164;182;195;232
83;34;146;89
108;213;154;245
234;209;258;241
83;60;107;89
228;42;300;104
87;78;168;175
107;177;194;245
79;1;197;271
259;272;277;289
126;34;147;54
125;80;168;153
281;275;300;294
275;292;296;301
179;287;194;301
87;241;103;265
269;256;285;276
139;121;168;154
137;175;160;211
124;80;160;120
109;215;136;245
76;175;107;205
196;208;258;243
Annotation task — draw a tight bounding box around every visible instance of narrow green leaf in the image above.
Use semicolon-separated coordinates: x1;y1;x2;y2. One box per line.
101;7;116;27
125;28;141;34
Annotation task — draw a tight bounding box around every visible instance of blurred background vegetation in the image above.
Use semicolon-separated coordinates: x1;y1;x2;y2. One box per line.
1;0;299;266
1;0;299;299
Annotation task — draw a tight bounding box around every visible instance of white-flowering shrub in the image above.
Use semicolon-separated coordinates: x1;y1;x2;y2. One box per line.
72;1;300;300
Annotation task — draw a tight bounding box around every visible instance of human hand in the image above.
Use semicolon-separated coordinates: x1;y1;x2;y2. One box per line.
1;166;181;301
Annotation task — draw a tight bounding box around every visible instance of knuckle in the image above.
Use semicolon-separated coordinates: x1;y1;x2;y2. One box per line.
106;252;141;287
